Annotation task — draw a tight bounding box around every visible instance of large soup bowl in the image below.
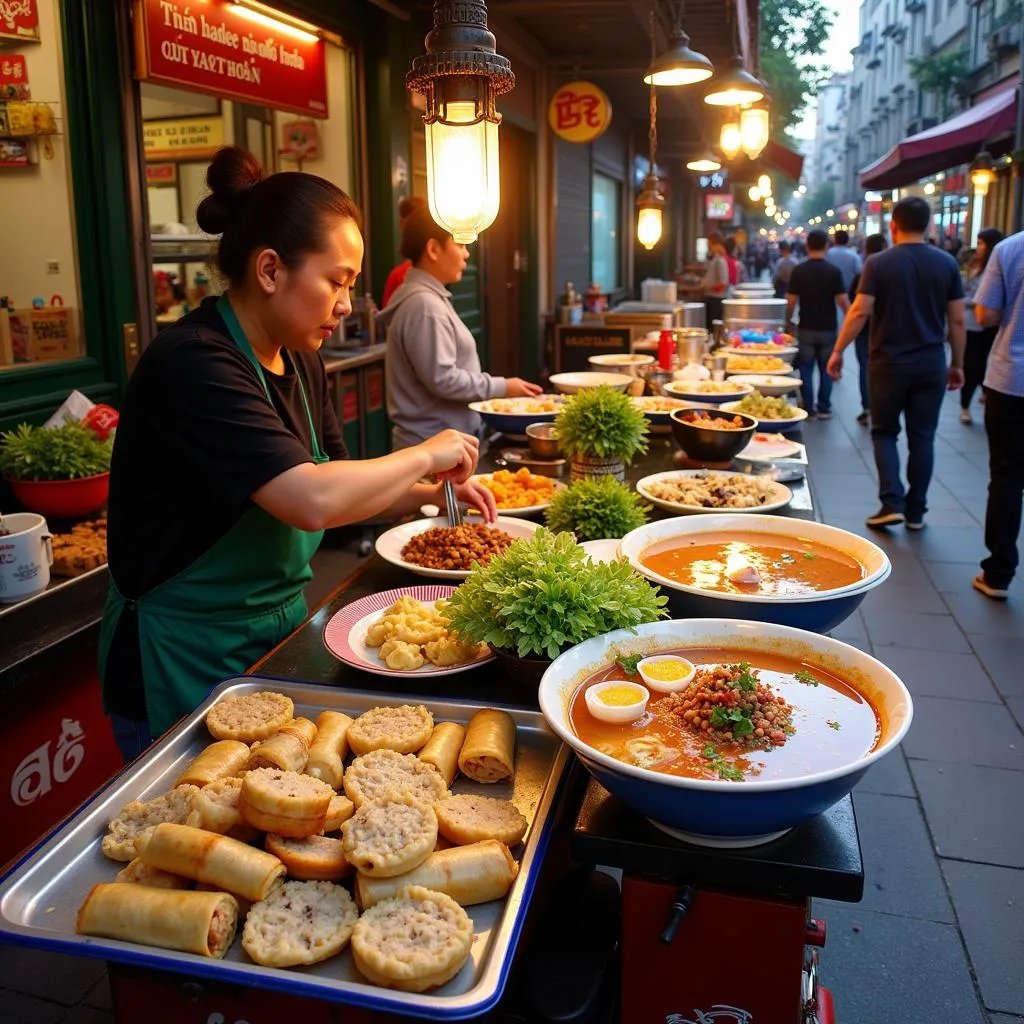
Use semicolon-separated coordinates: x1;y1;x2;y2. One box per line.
619;514;891;634
538;618;913;846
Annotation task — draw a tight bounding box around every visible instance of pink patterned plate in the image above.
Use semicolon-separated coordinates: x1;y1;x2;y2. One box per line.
322;584;493;678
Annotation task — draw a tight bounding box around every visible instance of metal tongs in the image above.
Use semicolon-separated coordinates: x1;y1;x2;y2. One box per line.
442;478;463;528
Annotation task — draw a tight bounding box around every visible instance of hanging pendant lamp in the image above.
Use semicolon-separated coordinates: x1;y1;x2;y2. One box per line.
719;117;742;160
739;103;770;159
637;11;666;249
704;55;766;107
644;27;713;86
685;145;722;172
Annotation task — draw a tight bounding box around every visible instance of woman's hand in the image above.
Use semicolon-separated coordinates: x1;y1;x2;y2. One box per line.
453;477;497;523
506;377;543;398
418;429;480;483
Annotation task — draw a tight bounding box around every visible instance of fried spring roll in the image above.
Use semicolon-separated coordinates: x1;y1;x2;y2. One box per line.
305;711;353;789
354;840;517;909
175;740;250;789
418;722;466;787
136;822;285;902
76;883;238;958
278;717;317;747
458;709;516;783
246;730;308;773
114;857;193;890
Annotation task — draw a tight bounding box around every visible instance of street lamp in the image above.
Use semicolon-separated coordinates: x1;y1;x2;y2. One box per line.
406;0;514;244
970;149;995;197
685;146;722;172
703;55;766;107
739;104;770;159
644;25;714;86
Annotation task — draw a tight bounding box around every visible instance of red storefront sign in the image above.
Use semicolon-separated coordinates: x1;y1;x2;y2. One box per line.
0;1;39;43
133;0;328;118
0;54;28;88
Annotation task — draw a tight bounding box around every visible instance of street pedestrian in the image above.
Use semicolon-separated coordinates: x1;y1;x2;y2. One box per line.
773;240;796;299
826;229;862;292
785;229;848;419
849;233;888;425
827;196;965;531
960;228;1003;424
971;230;1024;600
702;230;730;329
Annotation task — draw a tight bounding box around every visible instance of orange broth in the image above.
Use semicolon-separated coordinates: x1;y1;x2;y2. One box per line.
569;648;881;782
640;530;865;596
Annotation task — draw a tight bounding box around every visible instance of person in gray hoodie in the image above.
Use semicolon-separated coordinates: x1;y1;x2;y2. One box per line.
379;197;541;449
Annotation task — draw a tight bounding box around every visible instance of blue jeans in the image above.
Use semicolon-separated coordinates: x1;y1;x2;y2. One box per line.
797;329;836;413
869;369;946;517
109;713;153;763
854;333;870;411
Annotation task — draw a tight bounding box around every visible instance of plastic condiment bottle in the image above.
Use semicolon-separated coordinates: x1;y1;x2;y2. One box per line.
657;329;675;370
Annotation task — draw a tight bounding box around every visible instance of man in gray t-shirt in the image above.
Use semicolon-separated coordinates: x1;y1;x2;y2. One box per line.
773;241;796;298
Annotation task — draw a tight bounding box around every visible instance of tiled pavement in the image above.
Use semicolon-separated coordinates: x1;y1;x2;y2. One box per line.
1;376;1022;1022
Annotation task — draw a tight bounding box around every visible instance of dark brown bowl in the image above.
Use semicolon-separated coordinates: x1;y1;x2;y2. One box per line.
669;407;758;463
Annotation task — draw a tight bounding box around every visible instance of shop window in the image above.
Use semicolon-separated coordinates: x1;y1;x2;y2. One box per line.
591;172;621;295
0;3;83;370
137;31;357;339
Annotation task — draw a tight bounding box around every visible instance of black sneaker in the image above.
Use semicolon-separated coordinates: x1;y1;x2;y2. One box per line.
816;410;832;420
865;507;905;528
856;410;869;425
905;516;925;531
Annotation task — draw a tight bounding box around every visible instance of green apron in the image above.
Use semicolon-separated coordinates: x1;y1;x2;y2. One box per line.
99;296;328;736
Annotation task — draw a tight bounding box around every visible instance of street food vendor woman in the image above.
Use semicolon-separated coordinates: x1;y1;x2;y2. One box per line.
100;146;496;760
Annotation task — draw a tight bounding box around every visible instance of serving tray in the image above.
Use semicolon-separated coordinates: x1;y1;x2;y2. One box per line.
0;676;570;1021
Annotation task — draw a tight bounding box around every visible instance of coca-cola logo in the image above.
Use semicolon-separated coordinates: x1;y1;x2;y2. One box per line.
11;719;85;807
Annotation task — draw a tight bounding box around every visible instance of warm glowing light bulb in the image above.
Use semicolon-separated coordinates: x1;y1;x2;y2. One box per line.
739;106;770;159
425;100;500;244
748;185;762;202
826;208;835;217
636;207;664;250
847;209;858;220
719;119;742;160
757;174;772;195
924;182;936;195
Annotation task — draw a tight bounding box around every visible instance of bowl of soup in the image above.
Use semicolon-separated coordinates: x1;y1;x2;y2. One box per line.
619;514;891;633
538;618;913;846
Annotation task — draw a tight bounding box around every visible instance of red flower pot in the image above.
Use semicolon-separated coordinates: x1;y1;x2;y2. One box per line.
7;472;110;518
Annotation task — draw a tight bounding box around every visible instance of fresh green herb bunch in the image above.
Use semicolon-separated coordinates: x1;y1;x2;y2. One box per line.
445;528;668;660
544;475;650;541
553;385;649;462
0;422;113;481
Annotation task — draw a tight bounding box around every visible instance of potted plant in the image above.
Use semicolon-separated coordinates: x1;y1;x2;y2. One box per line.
0;422;113;518
553;385;649;482
544;475;650;541
445;528;667;688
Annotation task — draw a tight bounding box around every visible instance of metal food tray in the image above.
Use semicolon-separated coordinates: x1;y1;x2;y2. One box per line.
0;676;571;1021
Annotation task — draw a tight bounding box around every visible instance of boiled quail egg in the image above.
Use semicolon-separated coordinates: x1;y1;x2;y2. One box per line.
585;681;650;724
637;655;696;693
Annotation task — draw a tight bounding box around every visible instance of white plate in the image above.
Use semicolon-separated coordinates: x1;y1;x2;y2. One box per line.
374;516;541;580
468;395;565;434
663;380;754;403
724;359;797;376
720;401;809;432
635;469;793;515
322;584;493;678
726;374;803;397
630;395;693;423
736;433;804;461
717;344;798;363
579;538;623;563
548;371;633;394
465;473;566;517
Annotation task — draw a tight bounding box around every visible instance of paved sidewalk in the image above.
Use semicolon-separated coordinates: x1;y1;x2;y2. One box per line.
1;376;1022;1023
806;374;1024;1024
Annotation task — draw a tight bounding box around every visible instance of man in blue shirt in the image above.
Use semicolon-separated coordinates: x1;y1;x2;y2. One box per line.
826;230;862;292
972;231;1024;600
828;197;965;530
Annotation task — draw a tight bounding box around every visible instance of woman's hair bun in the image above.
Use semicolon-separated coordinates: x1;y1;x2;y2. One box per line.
397;195;428;224
196;146;265;235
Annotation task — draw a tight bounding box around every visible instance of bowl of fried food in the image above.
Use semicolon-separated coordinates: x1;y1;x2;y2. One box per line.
468;468;565;517
374;517;542;580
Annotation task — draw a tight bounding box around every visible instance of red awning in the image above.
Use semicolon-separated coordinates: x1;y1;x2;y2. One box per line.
859;88;1017;190
762;138;804;182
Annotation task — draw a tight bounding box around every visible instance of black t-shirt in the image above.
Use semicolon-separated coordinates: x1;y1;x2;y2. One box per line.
103;297;347;719
858;243;964;372
786;258;845;331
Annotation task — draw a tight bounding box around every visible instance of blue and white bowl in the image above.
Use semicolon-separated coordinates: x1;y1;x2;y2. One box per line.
538;618;913;846
619;513;891;633
720;400;809;433
468;395;565;436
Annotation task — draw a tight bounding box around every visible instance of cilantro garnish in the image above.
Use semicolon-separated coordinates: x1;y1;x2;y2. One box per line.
699;741;746;782
827;719;842;731
802;551;818;560
701;744;717;759
717;763;745;782
709;706;754;737
730;662;758;692
795;669;819;686
617;654;642;676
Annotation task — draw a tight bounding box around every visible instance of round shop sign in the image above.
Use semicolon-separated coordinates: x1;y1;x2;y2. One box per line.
548;80;613;144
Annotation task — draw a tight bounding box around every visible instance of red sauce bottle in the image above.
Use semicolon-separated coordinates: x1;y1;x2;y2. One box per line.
657;329;675;370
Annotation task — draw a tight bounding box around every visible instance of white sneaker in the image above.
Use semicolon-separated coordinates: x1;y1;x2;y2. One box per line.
959;409;972;424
